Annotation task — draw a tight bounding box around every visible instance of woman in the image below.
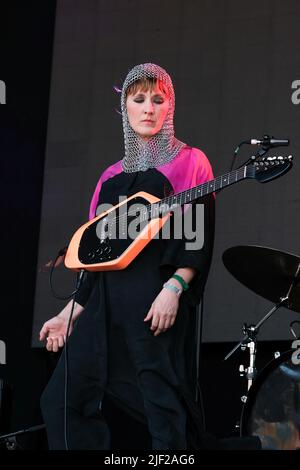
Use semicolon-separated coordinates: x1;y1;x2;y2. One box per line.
39;63;215;450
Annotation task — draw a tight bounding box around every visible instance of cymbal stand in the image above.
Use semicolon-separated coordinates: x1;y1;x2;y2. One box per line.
224;296;290;400
225;296;289;358
239;324;258;393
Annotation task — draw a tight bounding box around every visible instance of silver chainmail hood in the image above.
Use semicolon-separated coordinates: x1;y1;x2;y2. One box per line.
121;63;185;173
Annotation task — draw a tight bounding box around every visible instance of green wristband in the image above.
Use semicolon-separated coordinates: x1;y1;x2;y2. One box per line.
171;274;189;291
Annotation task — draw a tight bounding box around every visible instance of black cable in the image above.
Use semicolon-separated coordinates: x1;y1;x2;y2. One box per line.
47;246;85;449
196;293;206;431
229;141;250;172
63;269;85;450
49;247;82;300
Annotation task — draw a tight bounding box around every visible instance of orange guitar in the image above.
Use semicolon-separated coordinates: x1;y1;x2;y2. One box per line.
65;155;292;272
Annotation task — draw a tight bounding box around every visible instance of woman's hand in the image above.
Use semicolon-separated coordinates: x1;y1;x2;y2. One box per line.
144;287;179;336
39;314;73;352
39;301;85;352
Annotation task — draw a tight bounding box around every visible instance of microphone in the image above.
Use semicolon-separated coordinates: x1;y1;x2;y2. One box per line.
247;135;289;147
230;135;290;171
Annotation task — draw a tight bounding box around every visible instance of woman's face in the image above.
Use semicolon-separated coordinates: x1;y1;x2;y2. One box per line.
126;82;169;140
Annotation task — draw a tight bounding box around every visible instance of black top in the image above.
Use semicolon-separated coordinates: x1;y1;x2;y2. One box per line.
70;167;215;448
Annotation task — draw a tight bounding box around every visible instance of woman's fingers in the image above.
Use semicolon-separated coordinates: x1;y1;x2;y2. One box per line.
144;306;153;322
46;337;53;351
152;312;177;336
58;336;65;348
39;325;48;341
46;335;64;352
153;315;167;336
150;313;159;331
52;338;59;353
163;318;172;331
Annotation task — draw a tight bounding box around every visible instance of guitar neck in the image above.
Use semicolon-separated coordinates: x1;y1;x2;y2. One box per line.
155;165;248;216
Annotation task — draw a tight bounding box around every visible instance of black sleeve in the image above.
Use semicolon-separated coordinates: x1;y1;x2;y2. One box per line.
74;272;98;307
160;193;215;307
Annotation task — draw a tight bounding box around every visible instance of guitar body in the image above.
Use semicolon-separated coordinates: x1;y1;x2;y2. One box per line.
65;191;169;272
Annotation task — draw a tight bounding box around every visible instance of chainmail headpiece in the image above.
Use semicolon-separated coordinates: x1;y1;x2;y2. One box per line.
121;63;185;172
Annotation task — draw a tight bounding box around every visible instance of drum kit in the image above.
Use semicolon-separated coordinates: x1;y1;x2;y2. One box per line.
223;245;300;450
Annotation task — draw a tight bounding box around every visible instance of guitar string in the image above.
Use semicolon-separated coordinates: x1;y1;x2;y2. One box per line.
96;158;285;234
98;167;246;233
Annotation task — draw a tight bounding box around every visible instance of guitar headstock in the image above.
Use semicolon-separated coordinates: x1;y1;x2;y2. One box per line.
246;155;293;183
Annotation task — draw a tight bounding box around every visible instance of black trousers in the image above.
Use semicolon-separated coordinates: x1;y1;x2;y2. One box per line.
40;324;187;450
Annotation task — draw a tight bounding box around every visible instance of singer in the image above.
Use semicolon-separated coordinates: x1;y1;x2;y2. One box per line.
39;63;216;450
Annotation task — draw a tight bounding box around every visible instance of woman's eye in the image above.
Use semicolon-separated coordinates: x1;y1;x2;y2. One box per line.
132;97;164;104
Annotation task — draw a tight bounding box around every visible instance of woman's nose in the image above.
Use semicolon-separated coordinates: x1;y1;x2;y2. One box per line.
144;99;154;113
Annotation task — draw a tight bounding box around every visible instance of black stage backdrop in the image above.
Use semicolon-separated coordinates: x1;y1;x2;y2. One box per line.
1;0;300;448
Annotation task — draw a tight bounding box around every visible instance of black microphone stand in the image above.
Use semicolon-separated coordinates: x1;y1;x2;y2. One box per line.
0;424;46;450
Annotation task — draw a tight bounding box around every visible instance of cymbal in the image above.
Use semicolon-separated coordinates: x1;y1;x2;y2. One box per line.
222;246;300;313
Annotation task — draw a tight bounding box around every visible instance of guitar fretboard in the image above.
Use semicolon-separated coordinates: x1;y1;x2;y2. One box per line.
144;165;248;219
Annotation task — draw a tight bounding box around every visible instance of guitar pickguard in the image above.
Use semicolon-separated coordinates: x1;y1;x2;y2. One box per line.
78;196;151;265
